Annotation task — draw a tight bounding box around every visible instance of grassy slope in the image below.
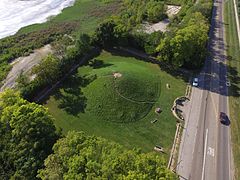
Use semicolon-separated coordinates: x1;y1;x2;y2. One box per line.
224;0;240;177
18;0;121;35
44;51;186;157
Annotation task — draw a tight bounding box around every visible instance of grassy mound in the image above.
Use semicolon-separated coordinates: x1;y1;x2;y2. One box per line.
45;51;186;152
85;68;161;123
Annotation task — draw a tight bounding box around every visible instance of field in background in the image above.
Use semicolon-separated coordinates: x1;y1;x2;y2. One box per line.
224;0;240;177
18;0;121;35
44;51;186;156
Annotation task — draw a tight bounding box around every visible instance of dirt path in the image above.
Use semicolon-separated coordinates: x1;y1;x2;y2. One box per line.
0;44;52;91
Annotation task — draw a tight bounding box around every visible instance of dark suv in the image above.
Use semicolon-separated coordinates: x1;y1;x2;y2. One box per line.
219;112;229;125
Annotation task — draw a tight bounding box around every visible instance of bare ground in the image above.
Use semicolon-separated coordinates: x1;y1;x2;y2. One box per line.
142;5;181;34
0;44;52;91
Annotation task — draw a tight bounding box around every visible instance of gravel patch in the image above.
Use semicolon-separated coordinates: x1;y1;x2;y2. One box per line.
0;44;52;91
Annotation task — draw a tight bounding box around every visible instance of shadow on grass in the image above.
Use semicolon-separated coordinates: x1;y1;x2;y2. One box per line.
53;74;97;116
227;57;240;97
106;47;190;83
88;58;113;69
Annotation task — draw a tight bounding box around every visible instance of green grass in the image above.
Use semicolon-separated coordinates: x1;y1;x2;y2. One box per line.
18;0;121;35
224;0;240;178
44;51;186;157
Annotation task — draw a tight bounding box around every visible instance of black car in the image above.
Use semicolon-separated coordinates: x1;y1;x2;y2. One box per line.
219;112;230;125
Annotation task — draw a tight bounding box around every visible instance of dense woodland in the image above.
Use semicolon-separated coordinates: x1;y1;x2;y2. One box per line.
0;0;213;179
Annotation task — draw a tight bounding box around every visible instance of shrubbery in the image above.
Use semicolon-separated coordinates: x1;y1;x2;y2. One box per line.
38;131;176;179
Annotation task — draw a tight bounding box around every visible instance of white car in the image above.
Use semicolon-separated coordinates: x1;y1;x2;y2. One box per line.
192;78;198;87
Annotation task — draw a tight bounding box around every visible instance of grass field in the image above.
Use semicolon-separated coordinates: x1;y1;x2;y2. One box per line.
18;0;121;35
224;0;240;177
44;51;186;156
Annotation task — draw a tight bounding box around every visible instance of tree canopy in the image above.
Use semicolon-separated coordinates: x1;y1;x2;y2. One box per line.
38;131;176;180
0;89;58;179
156;12;209;69
32;54;61;85
121;0;167;26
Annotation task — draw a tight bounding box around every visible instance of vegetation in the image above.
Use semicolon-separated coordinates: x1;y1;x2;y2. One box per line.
17;33;93;101
0;0;121;85
44;51;186;152
0;22;76;84
0;90;58;179
120;0;167;27
157;12;209;69
38;131;176;179
91;0;212;69
0;90;177;179
224;0;240;178
19;0;121;35
0;0;215;178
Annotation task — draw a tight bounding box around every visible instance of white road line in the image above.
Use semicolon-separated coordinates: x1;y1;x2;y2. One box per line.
233;0;240;46
201;129;209;180
228;128;232;180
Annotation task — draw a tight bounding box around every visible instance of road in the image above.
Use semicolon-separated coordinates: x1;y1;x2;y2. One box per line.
176;0;233;179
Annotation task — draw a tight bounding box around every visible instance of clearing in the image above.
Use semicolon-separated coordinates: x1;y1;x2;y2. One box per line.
0;45;52;91
44;51;186;155
142;5;181;34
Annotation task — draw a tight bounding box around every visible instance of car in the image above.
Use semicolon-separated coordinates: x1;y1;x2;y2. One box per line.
226;80;231;87
192;78;198;87
219;112;229;125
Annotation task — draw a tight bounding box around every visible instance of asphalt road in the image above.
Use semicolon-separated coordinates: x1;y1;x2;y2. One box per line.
177;0;233;179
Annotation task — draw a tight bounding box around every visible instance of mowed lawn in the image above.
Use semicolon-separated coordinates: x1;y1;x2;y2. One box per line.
44;51;186;155
18;0;121;34
224;0;240;177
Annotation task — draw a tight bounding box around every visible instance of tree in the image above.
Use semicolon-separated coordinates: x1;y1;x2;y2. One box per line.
146;1;166;23
16;71;30;91
93;19;118;47
0;90;58;179
157;12;209;69
93;18;129;47
75;33;91;55
32;54;61;84
38;131;176;179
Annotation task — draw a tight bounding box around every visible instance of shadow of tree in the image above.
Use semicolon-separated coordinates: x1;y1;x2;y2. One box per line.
106;47;190;82
54;74;97;116
88;59;113;69
227;61;240;97
58;88;87;115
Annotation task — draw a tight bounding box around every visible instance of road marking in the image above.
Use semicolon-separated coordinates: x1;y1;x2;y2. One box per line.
207;147;215;157
210;93;218;117
201;129;208;180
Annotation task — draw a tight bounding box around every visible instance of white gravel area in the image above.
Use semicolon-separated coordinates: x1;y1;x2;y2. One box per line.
0;44;52;91
142;5;181;34
167;5;181;17
143;19;170;34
